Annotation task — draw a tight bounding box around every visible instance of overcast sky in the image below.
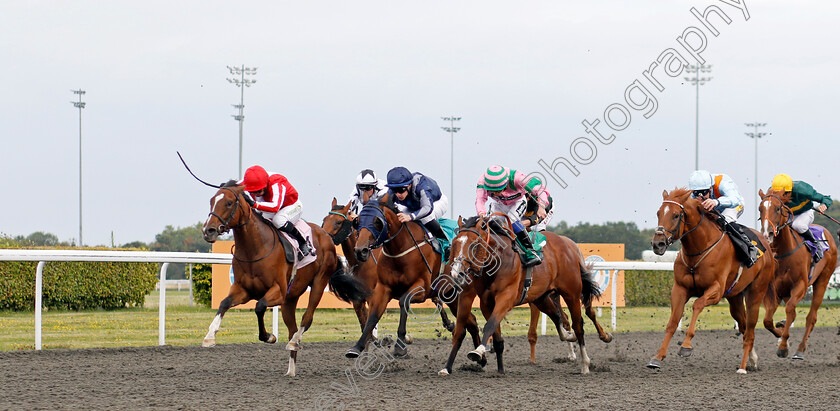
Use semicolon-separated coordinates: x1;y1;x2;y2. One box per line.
2;1;838;247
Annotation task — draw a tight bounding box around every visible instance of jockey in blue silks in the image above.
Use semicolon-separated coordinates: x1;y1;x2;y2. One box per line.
385;167;449;246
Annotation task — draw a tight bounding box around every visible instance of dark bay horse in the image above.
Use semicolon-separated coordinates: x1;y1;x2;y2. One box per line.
201;182;368;377
321;198;456;334
649;188;776;373
443;215;601;374
759;189;838;359
344;195;452;358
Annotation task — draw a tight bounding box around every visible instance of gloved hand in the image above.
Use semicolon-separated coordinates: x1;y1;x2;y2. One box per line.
244;194;255;207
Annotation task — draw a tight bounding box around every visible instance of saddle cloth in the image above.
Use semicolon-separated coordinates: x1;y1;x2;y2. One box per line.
279;219;317;270
802;225;829;257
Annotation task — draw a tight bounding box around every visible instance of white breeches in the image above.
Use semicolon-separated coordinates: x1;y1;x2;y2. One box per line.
265;200;303;228
486;197;528;224
720;205;743;224
791;209;815;234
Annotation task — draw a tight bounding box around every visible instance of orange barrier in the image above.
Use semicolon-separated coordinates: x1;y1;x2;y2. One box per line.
211;241;624;309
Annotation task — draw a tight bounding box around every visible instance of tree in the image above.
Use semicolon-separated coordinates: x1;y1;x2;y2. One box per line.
149;223;210;253
549;220;653;260
149;223;210;280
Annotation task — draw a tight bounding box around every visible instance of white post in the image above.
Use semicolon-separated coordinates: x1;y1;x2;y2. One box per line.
35;261;45;350
188;264;193;307
159;263;169;346
272;306;279;337
611;269;617;331
540;313;547;336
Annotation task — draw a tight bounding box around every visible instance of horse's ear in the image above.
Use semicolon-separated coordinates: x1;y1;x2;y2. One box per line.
457;215;463;227
758;188;765;198
331;197;337;208
662;189;669;199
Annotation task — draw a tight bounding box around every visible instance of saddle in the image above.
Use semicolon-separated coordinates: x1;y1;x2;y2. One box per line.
256;214;317;269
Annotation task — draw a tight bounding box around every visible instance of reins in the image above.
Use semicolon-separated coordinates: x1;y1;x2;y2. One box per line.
760;194;804;260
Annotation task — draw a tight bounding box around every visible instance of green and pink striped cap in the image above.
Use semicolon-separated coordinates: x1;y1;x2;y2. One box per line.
483;165;510;191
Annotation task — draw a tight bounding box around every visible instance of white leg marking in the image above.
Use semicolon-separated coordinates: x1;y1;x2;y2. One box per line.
580;345;591;375
736;368;747;374
202;314;222;347
567;342;577;361
287;326;306;351
438;368;450;376
285;356;296;377
748;347;758;369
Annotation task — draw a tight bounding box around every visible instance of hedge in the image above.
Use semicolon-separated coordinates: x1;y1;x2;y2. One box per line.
624;270;674;307
0;247;158;311
192;263;212;307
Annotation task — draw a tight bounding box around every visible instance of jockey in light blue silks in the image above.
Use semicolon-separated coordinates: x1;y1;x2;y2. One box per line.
688;169;758;267
385;167;450;245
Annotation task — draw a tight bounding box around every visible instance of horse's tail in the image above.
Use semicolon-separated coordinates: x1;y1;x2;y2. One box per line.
328;256;371;304
579;261;602;307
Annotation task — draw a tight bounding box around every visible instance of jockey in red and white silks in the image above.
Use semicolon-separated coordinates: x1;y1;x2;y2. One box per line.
240;165;313;256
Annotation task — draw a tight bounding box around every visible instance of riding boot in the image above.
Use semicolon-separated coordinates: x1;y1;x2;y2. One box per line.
423;220;450;261
515;230;542;268
724;222;757;268
800;228;824;263
280;221;313;258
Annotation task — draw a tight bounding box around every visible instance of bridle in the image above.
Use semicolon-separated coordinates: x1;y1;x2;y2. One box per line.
209;187;250;234
357;202;405;250
760;193;804;260
655;200;705;247
326;210;354;245
760;193;794;238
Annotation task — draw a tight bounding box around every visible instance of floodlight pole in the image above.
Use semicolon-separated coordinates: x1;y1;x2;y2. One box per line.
227;65;258;178
684;64;712;170
745;122;768;229
71;89;86;246
441;116;461;219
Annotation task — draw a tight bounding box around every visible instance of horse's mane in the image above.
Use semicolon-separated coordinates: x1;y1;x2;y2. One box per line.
765;188;791;203
376;194;400;215
462;216;480;228
221;180;239;188
666;187;693;203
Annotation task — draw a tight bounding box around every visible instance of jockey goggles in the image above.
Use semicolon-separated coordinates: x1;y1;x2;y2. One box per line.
357;184;376;191
692;189;710;197
391;186;409;194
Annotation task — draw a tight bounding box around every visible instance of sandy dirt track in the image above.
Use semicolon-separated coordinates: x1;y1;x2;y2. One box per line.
3;327;840;410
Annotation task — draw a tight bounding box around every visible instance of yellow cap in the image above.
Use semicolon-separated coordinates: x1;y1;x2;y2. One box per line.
771;174;793;192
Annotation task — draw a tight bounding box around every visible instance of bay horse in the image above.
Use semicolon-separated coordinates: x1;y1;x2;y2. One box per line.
345;194;453;358
201;182;369;377
648;188;776;374
443;215;601;374
759;188;838;359
321;198;457;333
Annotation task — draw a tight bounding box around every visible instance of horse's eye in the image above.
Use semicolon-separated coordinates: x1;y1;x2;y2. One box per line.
373;219;384;231
226;200;233;207
672;214;679;220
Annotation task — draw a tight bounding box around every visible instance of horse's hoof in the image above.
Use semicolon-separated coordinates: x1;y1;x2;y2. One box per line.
736;368;747;374
603;333;614;343
678;347;693;358
777;348;789;358
478;357;488;368
393;345;408;358
488;345;496;354
438;368;450;376
286;341;299;351
775;320;786;329
467;350;485;363
265;334;277;344
403;335;414;345
746;364;758;372
202;339;216;348
445;323;455;332
646;358;662;369
345;348;361;359
379;334;394;347
792;352;805;360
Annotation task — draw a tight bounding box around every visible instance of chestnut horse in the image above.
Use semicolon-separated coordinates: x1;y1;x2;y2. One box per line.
201;182;369;377
444;215;601;374
759;189;838;359
321;198;456;333
345;195;453;358
648;188;775;373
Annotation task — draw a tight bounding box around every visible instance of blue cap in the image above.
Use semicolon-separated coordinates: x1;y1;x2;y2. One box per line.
386;167;413;187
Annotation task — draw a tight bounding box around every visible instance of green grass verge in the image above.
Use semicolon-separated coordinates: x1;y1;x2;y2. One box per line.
2;291;840;351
